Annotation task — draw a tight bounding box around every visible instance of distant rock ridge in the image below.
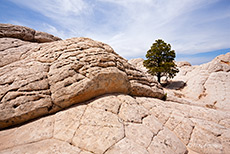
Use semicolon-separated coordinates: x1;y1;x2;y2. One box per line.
0;23;61;43
0;24;164;129
176;61;192;67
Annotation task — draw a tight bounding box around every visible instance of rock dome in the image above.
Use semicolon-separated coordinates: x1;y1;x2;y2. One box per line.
0;24;230;154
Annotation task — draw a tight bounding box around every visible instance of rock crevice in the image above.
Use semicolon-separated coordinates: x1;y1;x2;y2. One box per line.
0;24;164;129
0;24;230;154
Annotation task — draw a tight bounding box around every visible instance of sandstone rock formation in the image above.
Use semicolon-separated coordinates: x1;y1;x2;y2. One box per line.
176;61;192;67
129;54;230;111
128;53;230;153
128;58;148;72
0;24;164;129
0;23;61;43
1;94;230;154
171;53;230;110
0;24;230;154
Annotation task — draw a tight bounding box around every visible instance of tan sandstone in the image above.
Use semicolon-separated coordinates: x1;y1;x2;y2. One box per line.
1;94;229;153
0;24;164;129
0;24;230;154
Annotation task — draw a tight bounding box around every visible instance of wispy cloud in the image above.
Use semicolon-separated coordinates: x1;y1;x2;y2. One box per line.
12;0;88;18
6;0;230;64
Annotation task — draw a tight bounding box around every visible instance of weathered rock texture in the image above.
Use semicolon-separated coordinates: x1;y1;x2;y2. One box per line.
1;94;229;154
176;61;192;67
0;24;230;154
170;53;230;110
0;24;164;129
0;23;61;43
129;54;230;110
128;53;230;153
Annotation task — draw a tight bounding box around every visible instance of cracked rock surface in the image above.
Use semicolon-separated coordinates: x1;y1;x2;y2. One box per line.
1;94;230;153
129;53;230;110
169;53;230;111
0;24;164;129
1;24;230;154
0;94;186;154
137;97;230;154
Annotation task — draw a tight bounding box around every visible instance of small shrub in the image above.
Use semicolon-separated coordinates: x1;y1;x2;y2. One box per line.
162;93;167;101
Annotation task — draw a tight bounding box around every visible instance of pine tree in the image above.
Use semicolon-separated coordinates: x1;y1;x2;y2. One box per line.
143;39;179;84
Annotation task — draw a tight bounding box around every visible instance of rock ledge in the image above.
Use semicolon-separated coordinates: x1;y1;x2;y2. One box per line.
0;23;61;43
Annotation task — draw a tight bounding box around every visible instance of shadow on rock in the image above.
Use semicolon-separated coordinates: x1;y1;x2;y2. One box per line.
164;81;186;90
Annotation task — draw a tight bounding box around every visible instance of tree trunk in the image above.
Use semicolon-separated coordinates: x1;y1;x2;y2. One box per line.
157;73;161;84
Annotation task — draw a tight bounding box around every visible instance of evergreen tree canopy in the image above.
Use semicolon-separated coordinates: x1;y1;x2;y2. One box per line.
143;39;179;83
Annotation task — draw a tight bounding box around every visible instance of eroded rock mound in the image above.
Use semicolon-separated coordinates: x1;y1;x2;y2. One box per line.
0;24;164;129
0;24;230;154
128;55;230;153
130;54;230;111
172;53;230;110
0;23;61;43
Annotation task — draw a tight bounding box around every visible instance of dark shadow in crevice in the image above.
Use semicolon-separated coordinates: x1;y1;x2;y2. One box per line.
163;81;186;90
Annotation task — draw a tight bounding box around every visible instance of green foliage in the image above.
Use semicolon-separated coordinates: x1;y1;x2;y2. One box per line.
162;93;167;101
143;39;179;83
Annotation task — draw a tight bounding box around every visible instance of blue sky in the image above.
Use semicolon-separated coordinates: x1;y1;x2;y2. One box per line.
1;0;230;65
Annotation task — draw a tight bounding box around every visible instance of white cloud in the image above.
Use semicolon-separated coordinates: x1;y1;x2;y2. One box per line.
11;0;88;18
9;0;230;63
40;23;67;39
10;0;91;36
89;0;227;56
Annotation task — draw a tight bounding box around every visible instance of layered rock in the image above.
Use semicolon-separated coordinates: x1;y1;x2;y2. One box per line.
128;58;148;72
0;24;164;129
0;24;230;154
0;23;61;43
